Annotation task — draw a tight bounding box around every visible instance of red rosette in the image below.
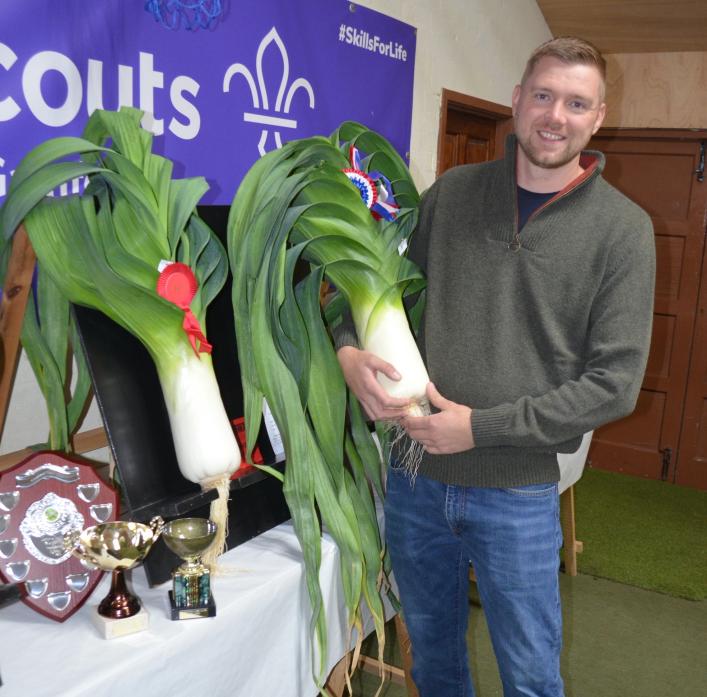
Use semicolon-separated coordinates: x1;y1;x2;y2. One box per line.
156;262;198;310
156;262;211;355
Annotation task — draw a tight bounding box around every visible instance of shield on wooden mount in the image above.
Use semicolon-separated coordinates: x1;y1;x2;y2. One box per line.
0;451;119;622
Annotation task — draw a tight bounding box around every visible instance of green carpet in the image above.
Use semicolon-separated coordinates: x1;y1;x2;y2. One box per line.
353;574;707;697
352;468;707;695
574;466;707;600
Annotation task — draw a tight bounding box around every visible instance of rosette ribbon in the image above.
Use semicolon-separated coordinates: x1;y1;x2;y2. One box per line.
343;145;400;221
156;261;213;356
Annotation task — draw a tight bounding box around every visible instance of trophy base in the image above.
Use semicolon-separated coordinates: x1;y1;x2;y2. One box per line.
168;590;216;620
91;605;149;639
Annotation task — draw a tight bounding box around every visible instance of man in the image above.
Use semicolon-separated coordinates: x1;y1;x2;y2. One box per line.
336;37;655;697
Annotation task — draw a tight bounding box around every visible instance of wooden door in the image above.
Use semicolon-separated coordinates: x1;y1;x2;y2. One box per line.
677;226;707;488
441;110;496;170
436;90;512;174
587;130;707;488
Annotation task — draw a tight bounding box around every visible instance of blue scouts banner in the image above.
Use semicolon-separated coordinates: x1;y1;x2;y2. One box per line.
0;0;416;205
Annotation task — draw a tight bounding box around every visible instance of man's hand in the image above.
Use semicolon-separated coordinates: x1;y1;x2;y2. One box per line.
337;345;410;421
402;383;475;454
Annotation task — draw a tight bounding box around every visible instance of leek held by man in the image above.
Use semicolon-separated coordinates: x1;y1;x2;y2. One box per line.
336;37;655;697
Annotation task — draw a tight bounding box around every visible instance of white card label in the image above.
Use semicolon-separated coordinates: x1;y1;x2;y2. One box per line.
262;399;285;463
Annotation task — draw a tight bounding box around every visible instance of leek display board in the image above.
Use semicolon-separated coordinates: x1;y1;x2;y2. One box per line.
0;0;416;207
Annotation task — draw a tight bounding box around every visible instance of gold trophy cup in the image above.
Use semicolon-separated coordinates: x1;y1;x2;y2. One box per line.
66;517;163;638
161;517;217;619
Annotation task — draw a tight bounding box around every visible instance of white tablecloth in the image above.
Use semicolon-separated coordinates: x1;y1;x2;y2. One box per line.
0;521;383;697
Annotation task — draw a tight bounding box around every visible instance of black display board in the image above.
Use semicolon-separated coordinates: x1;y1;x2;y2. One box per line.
73;206;290;586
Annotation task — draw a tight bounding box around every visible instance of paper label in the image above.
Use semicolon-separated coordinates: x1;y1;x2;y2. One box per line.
262;399;285;463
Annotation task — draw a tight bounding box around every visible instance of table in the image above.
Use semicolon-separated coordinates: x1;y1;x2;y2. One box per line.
0;522;382;697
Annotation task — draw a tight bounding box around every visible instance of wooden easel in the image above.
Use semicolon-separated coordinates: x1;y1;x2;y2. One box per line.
0;225;36;445
561;485;583;575
325;614;416;696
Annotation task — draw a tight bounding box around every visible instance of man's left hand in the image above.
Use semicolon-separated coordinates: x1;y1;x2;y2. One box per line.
402;383;475;454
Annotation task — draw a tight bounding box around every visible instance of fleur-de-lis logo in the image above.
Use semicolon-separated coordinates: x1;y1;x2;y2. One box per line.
223;27;315;156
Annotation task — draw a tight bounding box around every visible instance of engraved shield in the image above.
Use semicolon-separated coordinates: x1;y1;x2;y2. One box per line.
0;451;119;621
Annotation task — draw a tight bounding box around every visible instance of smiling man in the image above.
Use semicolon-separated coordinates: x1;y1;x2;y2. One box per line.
513;48;607;182
336;37;656;697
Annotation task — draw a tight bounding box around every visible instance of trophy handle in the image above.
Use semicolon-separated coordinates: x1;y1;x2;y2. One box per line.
149;516;165;538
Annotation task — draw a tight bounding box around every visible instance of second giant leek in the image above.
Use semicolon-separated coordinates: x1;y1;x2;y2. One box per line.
228;122;426;690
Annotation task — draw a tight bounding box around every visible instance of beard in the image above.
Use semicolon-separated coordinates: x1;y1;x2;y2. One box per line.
516;131;583;170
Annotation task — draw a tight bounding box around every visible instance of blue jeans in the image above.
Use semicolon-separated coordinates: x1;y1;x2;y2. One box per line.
385;466;564;697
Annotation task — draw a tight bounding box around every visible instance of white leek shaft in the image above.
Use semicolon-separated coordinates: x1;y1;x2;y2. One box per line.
358;302;430;480
359;304;429;402
157;352;240;484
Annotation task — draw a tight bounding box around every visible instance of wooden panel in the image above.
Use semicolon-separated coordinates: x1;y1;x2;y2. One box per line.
604;52;707;128
590;392;663;476
589;441;662;480
595;390;664;452
653;237;684;303
465;139;490;164
442;134;458;173
446;110;496;138
441;110;496;173
536;1;707;54
601;152;694;220
645;314;675;382
697;400;707;461
591;137;703;314
442;129;492;172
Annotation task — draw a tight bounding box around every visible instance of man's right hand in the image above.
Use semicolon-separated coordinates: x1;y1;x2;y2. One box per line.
336;345;410;421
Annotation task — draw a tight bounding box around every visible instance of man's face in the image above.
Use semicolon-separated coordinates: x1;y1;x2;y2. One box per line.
512;56;606;171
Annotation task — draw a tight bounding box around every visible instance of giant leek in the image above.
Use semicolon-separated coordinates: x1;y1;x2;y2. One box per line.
228;122;426;690
0;107;240;559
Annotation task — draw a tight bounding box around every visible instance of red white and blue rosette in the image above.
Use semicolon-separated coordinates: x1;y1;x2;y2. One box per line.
342;145;400;222
342;167;378;210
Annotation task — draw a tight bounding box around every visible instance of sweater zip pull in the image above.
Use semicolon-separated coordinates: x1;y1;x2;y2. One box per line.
509;233;521;252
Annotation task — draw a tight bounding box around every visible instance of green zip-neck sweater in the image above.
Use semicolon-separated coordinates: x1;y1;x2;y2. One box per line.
405;136;655;487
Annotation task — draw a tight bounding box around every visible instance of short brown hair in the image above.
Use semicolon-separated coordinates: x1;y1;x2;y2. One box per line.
522;36;606;97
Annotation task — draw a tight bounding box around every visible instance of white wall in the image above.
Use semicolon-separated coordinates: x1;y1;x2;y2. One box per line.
0;0;551;460
353;0;551;189
2;355;107;457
